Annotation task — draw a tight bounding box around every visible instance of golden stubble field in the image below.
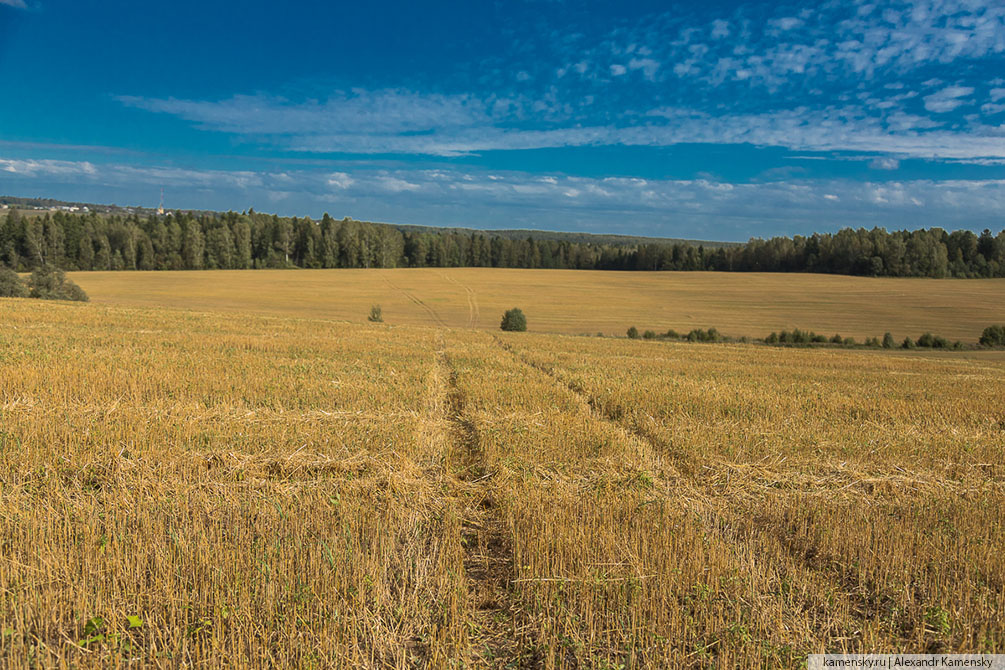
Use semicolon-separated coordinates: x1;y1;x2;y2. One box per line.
1;289;1003;668
69;269;1005;342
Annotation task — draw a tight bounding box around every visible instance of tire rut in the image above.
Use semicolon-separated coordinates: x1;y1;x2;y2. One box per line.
436;343;531;667
441;273;480;328
383;275;448;327
491;335;885;652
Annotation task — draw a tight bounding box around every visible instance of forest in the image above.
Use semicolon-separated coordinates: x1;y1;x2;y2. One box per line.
1;208;1003;278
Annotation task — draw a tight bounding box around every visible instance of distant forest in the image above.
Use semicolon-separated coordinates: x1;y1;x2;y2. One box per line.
1;208;1003;278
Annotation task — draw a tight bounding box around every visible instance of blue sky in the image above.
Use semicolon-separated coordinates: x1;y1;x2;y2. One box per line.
1;0;1004;240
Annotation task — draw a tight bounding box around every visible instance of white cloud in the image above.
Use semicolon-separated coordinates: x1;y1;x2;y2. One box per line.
627;57;660;80
990;88;1005;102
5;154;1005;235
377;177;421;193
0;0;28;8
768;17;804;32
118;90;495;137
924;86;975;113
710;19;730;39
869;157;900;170
609;64;627;76
327;172;354;189
119;91;1005;162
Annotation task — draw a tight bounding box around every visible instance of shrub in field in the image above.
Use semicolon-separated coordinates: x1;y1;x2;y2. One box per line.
979;325;1005;347
627;326;639;339
765;331;779;344
916;332;948;348
902;337;916;349
830;333;843;344
368;304;384;322
883;332;896;349
0;266;28;298
686;327;720;342
778;329;814;344
500;308;527;332
642;330;657;340
812;333;828;343
28;266;88;302
843;336;856;346
664;329;681;339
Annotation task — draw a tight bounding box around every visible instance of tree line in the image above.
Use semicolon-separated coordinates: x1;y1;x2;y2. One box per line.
1;209;1003;278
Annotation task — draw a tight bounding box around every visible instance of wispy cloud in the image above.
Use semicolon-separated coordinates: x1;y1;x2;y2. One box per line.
870;157;900;170
0;0;28;8
4;154;1005;236
117;92;1005;162
116;0;1005;166
924;86;975;113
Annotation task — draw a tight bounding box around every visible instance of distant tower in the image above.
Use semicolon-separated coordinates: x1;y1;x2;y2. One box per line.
157;188;165;216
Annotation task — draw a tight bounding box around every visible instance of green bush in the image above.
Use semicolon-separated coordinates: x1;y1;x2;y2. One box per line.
642;330;657;340
916;332;948;348
882;332;896;349
902;337;916;349
664;329;681;339
843;336;856;346
27;266;89;302
777;328;819;345
500;307;527;332
829;333;843;344
979;325;1005;347
765;332;779;344
627;326;639;339
368;304;383;322
0;266;28;298
686;328;721;343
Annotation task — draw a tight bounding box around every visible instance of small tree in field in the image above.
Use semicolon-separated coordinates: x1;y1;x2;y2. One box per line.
27;265;88;302
0;266;27;298
627;326;639;339
882;332;896;349
979;325;1005;347
368;305;383;323
500;308;527;332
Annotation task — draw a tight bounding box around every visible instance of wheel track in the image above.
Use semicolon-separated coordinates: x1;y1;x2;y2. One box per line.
491;335;889;653
441;273;480;328
435;339;534;667
382;274;448;327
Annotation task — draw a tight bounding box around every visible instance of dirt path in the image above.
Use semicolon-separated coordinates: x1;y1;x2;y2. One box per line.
435;339;529;667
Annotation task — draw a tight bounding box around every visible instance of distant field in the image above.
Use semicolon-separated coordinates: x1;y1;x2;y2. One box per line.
70;269;1005;342
1;298;1002;667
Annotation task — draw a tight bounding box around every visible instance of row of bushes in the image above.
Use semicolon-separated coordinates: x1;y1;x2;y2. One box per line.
625;323;1005;350
0;265;89;302
627;326;727;342
766;329;967;349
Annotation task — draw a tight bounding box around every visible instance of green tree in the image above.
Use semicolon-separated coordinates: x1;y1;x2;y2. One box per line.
181;220;205;269
627;326;639;339
0;265;27;297
979;325;1005;346
882;332;896;349
500;308;527;332
27;265;88;301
